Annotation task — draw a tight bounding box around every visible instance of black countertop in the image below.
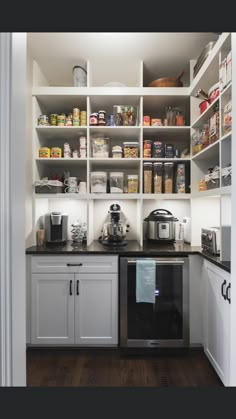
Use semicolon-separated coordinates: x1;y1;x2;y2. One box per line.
26;240;231;273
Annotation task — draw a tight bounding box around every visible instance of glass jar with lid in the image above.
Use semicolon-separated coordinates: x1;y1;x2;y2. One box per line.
127;175;139;193
153;162;163;193
163;162;174;193
110;172;124;193
123;142;139;158
143;162;152;193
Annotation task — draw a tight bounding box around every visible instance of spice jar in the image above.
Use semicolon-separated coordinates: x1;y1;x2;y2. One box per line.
153;162;163;193
90;113;98;126
127;175;139;193
164;162;174;193
143;162;152;193
143;140;152;158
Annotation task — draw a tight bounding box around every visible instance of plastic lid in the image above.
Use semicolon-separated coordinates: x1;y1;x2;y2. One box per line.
110;172;124;177
91;171;107;176
123;142;139;146
153;162;163;166
143;162;153;166
128;174;138;179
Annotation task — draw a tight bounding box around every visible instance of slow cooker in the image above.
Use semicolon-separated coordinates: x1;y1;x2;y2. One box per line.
143;209;178;242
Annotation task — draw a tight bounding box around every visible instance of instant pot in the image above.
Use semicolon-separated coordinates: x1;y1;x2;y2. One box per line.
143;209;178;243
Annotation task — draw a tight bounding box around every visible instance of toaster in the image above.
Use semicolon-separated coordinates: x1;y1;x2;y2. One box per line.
201;227;221;255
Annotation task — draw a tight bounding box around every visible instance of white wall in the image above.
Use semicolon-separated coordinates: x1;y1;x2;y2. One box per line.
191;197;220;246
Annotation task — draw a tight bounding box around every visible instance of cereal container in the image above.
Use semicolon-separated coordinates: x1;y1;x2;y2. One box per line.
123;142;139;158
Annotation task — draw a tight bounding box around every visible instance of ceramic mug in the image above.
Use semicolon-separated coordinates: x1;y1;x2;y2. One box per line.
64;177;78;193
78;182;87;194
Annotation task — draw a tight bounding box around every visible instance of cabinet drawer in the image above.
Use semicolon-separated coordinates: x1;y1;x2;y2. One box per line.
31;256;118;274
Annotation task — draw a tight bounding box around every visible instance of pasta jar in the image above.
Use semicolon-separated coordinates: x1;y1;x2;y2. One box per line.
127;175;139;193
164;162;174;193
57;113;65;126
143;140;152;158
153;162;163;193
143;162;152;193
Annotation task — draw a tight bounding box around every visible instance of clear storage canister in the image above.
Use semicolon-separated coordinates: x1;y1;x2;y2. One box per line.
110;172;124;193
127;175;139;193
164;162;174;193
153;162;163;193
143;162;152;193
90;172;107;193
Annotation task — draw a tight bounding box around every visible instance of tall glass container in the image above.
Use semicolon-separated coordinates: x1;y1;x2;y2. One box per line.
153;162;163;193
143;162;152;193
164;162;174;193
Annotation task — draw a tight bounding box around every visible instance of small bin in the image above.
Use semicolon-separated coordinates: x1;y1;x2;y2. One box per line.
91;171;107;193
34;180;64;194
221;165;232;187
205;168;220;190
110;172;124;193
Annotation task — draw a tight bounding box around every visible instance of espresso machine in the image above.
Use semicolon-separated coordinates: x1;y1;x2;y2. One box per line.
98;204;129;246
45;211;68;245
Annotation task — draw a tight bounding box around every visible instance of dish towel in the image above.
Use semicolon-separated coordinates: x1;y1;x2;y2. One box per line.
136;259;156;304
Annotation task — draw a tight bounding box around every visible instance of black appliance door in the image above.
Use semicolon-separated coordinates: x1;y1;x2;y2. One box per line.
120;258;189;348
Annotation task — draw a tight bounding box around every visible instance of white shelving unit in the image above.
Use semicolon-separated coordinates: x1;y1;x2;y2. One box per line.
31;33;232;250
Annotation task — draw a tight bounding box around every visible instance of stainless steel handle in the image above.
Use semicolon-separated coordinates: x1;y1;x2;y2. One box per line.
127;260;185;265
67;263;83;267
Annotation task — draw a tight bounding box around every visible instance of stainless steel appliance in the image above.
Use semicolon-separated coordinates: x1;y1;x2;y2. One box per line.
143;209;178;243
45;212;68;245
98;203;129;246
120;257;189;348
201;227;221;255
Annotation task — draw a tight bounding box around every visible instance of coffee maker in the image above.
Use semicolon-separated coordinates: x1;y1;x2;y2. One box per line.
45;212;68;245
99;203;129;246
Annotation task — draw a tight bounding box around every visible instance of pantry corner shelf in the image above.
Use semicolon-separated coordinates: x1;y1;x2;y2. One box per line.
221;82;232;98
191;139;220;161
191;187;232;198
191;96;219;129
34;193;88;200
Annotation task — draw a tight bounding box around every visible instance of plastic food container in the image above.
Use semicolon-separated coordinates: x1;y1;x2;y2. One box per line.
164;162;174;193
153;162;163;193
110;172;124;193
91;136;109;158
143;162;152;193
112;147;122;158
123;142;139;158
90;172;107;193
127;175;139;193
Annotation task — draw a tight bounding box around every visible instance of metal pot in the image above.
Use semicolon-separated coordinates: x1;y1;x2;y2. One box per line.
144;209;178;242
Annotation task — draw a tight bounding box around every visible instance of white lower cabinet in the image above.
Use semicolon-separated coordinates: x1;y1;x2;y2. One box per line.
31;273;75;344
75;274;118;345
202;260;231;386
30;256;118;346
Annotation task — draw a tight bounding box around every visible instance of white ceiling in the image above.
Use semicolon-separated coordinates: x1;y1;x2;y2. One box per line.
27;33;219;87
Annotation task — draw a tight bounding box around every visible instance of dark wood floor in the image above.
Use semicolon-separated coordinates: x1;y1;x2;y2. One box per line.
27;349;223;387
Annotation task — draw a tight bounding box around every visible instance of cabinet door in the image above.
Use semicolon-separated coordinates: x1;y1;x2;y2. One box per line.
204;262;230;385
75;274;118;345
31;273;74;344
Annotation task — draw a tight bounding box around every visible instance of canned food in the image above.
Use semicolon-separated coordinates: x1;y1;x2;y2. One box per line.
51;147;62;158
57;113;65;126
39;147;50;158
72;119;80;126
151;118;162;126
143;140;152;158
38;115;49;126
143;115;150;126
65;114;73;126
73;108;80;117
50;114;57;126
80;110;87;126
